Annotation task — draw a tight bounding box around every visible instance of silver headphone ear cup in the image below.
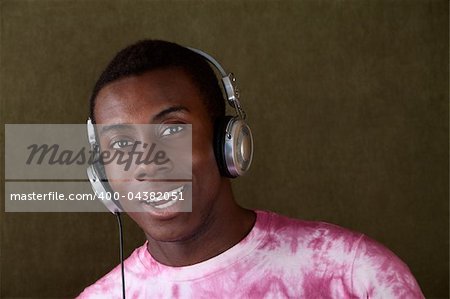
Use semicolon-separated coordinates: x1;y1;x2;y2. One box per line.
187;49;253;178
223;117;253;177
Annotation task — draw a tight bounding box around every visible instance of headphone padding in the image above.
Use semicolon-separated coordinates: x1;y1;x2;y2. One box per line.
213;116;233;178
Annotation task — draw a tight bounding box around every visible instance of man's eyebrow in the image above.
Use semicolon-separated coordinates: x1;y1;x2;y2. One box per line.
100;124;135;134
99;106;189;133
151;105;189;122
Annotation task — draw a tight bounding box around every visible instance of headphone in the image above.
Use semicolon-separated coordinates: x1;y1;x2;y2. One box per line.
86;47;253;214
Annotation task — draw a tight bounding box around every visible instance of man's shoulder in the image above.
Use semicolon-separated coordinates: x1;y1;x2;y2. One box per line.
259;210;424;297
260;210;364;250
264;210;407;265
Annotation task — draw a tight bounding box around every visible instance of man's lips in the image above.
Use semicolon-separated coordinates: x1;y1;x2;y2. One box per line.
107;178;192;183
139;185;185;209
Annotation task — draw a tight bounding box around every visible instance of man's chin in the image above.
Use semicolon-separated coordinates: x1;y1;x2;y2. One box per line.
127;211;196;242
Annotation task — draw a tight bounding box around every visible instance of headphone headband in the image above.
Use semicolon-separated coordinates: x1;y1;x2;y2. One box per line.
187;47;246;121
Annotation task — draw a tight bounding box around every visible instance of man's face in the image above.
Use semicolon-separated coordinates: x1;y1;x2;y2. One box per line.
94;67;224;242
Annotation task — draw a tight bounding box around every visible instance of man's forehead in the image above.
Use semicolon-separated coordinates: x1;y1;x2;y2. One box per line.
97;68;199;99
94;68;204;123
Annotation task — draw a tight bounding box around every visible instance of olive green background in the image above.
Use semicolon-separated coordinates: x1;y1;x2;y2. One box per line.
0;0;448;298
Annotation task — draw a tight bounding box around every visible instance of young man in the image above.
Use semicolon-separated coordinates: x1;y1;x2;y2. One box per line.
78;40;424;298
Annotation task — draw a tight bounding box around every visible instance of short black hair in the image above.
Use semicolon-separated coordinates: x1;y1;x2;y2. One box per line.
89;39;225;123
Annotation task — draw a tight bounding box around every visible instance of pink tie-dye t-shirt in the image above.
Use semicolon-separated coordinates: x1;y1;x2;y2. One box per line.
78;210;424;298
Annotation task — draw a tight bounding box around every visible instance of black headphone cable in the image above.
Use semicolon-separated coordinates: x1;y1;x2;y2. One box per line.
115;212;126;299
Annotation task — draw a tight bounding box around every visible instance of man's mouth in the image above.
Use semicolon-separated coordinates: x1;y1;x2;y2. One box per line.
142;185;185;209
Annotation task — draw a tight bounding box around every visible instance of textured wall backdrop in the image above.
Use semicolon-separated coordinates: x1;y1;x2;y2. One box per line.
0;0;448;298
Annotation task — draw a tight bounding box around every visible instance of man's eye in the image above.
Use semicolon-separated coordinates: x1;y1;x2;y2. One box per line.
111;140;133;149
161;125;184;137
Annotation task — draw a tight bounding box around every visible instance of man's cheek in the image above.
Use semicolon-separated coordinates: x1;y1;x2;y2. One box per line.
105;166;132;190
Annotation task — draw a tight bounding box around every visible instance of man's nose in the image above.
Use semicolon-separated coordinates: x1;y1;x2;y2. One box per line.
132;144;174;180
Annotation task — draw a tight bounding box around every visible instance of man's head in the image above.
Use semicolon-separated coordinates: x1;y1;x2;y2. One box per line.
91;40;238;243
89;39;225;124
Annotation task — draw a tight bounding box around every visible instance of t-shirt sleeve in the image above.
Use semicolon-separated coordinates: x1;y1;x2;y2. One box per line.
350;235;425;298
